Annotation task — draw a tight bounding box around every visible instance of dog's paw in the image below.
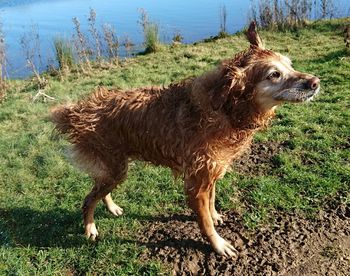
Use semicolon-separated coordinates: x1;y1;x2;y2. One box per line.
213;236;238;258
107;203;123;216
211;211;224;225
85;223;99;241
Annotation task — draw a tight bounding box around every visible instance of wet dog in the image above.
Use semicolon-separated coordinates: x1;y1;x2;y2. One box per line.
52;22;320;257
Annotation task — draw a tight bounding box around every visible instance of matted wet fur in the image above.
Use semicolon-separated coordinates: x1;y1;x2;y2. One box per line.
51;22;320;257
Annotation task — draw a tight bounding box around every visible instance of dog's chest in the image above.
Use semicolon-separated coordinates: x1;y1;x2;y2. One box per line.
213;132;253;167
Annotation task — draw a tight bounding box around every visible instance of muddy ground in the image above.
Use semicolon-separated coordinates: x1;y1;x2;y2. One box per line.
138;142;350;275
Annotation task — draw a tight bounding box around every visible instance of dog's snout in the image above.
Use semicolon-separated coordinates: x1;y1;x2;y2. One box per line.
307;77;320;90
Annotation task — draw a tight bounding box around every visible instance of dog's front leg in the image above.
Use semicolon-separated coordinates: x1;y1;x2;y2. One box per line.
209;183;224;225
185;177;237;257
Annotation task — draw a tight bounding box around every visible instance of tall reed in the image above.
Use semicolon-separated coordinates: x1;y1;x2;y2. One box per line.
320;0;334;18
53;37;74;73
139;9;161;53
344;25;350;49
88;8;102;61
250;0;335;29
218;5;229;38
102;23;119;61
172;31;183;44
123;36;134;57
0;20;6;100
72;17;92;71
20;26;46;87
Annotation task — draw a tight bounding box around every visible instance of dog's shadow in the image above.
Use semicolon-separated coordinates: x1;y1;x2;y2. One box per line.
0;206;212;254
0;207;84;248
130;212;216;255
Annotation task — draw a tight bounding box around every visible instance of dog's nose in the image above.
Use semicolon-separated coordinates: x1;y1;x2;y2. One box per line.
308;77;320;90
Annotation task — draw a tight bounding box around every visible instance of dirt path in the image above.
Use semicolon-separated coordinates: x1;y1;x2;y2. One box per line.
138;142;350;275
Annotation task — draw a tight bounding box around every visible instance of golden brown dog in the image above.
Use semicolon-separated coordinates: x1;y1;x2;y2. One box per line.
52;22;320;257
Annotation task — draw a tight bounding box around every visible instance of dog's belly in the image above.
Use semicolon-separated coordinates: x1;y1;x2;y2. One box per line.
128;144;184;172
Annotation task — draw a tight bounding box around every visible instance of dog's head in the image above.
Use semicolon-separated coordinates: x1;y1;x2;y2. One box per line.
210;22;320;113
246;22;320;110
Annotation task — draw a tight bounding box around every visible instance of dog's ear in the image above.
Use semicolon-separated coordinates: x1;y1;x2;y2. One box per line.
210;79;230;111
210;67;243;111
246;21;264;48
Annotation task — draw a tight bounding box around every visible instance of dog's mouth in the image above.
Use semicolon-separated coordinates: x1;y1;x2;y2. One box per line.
274;87;320;103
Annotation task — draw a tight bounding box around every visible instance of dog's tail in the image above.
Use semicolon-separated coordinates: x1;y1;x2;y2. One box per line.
50;104;75;136
51;87;112;142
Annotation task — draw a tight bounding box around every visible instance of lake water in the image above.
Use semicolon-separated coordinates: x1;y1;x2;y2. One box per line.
1;0;349;78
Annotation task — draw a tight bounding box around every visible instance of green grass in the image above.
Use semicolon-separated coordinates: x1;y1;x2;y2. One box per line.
143;22;161;54
53;37;75;72
0;19;349;274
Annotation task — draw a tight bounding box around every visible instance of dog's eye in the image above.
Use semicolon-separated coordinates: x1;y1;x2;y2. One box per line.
267;71;281;80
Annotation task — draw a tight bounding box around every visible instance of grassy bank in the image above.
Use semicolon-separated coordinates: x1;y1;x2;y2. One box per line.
0;19;349;274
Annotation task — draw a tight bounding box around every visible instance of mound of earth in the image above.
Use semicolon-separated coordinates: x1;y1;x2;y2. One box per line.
138;142;349;275
138;204;349;275
232;141;286;176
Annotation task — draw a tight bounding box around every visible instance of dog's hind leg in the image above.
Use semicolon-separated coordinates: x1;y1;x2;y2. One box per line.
185;175;237;257
82;159;128;240
209;183;224;225
103;193;123;216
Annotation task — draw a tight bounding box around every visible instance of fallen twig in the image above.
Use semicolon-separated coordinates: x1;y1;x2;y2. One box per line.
32;90;55;102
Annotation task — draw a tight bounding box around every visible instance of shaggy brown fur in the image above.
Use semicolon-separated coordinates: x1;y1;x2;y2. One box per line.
51;22;320;257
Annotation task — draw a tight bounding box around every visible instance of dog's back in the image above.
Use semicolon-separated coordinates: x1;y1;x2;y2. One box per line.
51;81;195;173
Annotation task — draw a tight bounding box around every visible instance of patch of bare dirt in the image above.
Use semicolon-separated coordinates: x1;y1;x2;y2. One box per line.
138;204;350;275
232;141;286;176
138;142;349;275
